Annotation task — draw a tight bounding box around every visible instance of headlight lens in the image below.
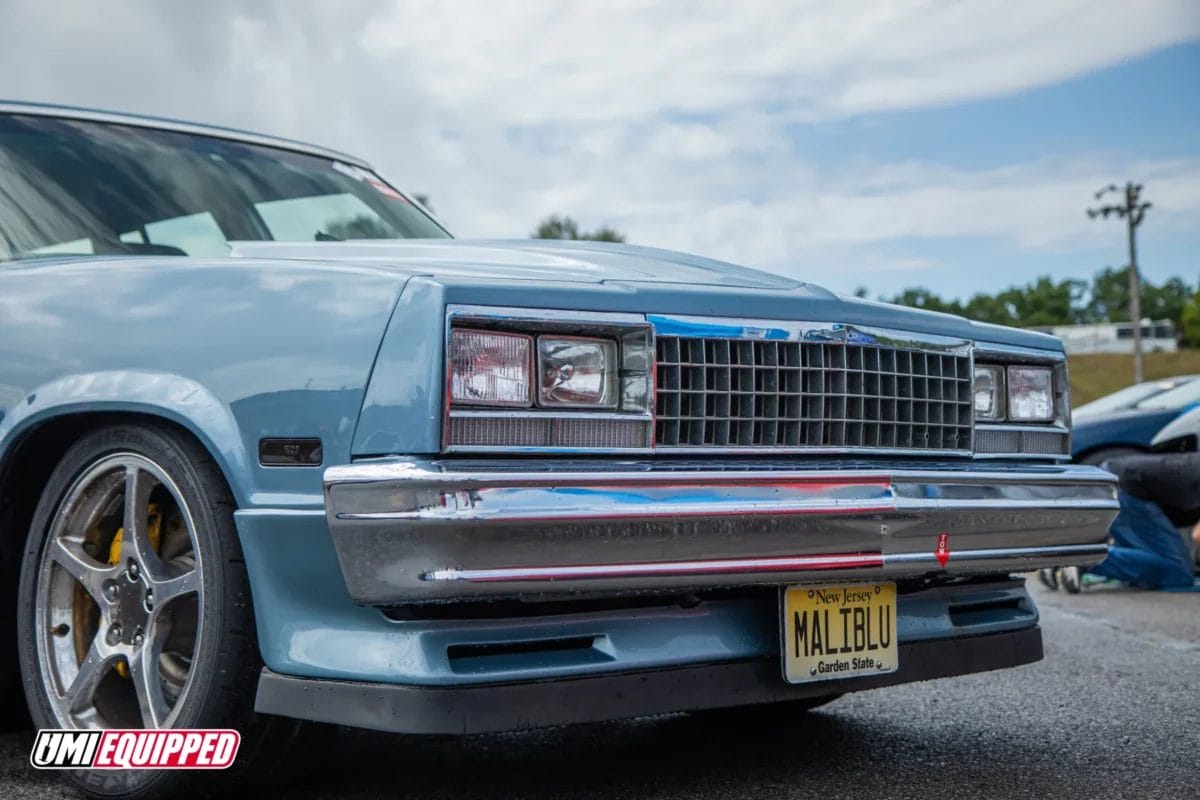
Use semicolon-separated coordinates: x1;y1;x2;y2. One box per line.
1007;366;1055;421
973;365;1004;420
538;336;617;408
449;329;532;407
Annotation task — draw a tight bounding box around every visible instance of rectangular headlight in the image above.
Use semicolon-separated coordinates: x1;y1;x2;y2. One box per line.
973;365;1004;421
537;336;617;408
1007;366;1054;422
449;329;532;407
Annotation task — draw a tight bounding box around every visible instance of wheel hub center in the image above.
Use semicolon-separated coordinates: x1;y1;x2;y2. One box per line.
107;566;151;643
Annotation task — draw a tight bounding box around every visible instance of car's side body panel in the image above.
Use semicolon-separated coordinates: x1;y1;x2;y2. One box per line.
0;257;407;508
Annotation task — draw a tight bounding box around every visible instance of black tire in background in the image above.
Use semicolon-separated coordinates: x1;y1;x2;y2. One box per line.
16;422;324;798
1078;446;1143;469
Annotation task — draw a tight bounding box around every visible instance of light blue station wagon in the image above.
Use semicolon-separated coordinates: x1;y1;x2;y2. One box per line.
0;102;1119;797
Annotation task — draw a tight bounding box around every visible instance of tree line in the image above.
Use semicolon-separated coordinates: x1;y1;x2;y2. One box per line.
867;267;1200;346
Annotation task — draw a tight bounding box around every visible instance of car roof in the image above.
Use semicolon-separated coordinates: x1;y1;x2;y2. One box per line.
0;99;371;169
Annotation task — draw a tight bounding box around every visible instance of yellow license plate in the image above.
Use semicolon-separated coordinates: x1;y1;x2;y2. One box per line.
781;581;898;684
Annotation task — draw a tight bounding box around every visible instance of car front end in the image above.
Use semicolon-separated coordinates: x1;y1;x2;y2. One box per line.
0;102;1121;797
252;295;1119;734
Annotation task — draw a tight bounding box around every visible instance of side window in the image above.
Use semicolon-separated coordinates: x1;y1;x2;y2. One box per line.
255;193;398;241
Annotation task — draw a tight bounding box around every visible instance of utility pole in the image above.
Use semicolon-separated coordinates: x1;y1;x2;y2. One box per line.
1088;183;1152;383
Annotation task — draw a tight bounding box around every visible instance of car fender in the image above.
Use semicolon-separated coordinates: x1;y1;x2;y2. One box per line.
0;369;249;503
0;257;410;509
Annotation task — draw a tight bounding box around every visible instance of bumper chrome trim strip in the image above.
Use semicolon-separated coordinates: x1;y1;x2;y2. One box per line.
424;552;887;583
422;543;1107;584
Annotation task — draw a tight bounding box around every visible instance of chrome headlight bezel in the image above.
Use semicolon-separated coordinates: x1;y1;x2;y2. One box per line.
443;307;654;452
972;362;1062;425
971;348;1071;459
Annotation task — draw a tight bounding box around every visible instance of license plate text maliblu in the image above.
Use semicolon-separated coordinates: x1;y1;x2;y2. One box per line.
791;585;892;673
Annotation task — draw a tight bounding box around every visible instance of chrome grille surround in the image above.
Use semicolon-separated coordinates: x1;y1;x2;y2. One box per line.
654;328;973;453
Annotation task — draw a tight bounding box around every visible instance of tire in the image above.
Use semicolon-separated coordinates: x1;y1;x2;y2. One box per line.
1078;446;1142;470
16;422;322;798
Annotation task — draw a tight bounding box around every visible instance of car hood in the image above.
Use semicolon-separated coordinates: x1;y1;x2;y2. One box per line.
1071;406;1184;455
220;239;1061;351
227;239;803;289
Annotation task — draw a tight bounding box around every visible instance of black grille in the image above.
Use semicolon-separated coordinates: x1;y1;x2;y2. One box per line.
654;336;972;451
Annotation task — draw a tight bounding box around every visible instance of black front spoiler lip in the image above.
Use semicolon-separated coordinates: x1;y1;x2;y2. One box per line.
255;626;1043;735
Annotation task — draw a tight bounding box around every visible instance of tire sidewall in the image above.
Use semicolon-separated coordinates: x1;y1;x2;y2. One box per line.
17;424;246;798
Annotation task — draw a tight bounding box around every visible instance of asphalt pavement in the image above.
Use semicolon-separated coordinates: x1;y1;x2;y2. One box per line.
2;579;1196;799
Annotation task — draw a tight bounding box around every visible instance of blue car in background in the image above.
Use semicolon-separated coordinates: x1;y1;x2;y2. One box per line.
1072;377;1200;464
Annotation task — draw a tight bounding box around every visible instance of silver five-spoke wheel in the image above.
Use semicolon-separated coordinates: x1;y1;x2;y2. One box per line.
20;423;327;798
35;453;203;730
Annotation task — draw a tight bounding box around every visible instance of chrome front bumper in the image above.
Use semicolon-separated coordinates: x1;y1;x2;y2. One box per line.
323;458;1119;604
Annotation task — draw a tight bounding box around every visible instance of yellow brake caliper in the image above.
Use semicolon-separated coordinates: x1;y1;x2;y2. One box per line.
107;504;163;678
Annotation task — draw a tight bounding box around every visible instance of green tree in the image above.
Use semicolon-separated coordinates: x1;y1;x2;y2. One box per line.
1181;290;1200;347
533;214;626;243
1143;276;1192;330
961;292;1017;326
884;268;1193;336
1003;277;1087;328
883;288;961;316
1082;266;1193;330
1083;265;1136;323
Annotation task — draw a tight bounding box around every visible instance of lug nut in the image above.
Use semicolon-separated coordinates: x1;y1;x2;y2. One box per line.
143;590;154;612
106;624;122;646
103;582;119;603
126;560;140;581
132;629;145;647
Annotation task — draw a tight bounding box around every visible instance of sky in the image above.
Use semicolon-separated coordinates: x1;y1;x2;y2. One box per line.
1;0;1198;300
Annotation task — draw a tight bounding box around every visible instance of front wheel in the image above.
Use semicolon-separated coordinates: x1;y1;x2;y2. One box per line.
16;423;311;798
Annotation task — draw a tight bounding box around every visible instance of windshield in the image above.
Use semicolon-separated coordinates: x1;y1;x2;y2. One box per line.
1074;378;1194;417
1134;378;1200;411
0;113;448;261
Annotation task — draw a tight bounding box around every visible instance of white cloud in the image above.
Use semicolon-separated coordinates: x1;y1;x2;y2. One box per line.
0;0;1197;296
359;0;1197;123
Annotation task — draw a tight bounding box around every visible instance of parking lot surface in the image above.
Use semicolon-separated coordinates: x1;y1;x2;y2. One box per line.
2;580;1196;800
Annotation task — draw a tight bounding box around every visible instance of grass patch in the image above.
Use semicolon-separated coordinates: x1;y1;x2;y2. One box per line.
1068;349;1200;406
